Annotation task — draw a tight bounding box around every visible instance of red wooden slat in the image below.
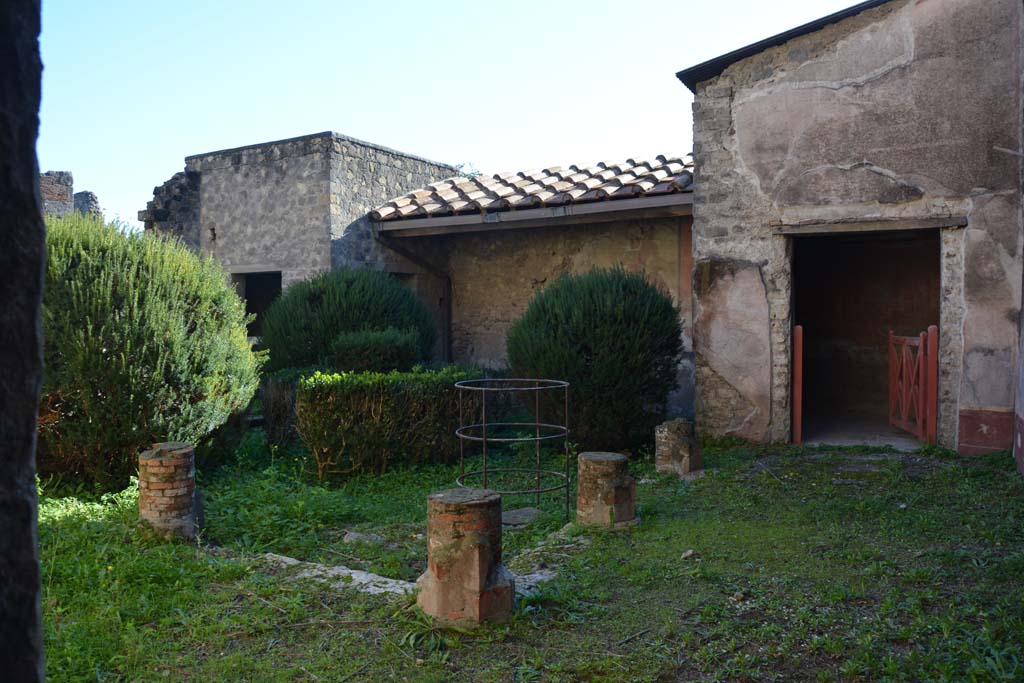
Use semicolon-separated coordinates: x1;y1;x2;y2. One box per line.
926;325;938;445
793;325;803;445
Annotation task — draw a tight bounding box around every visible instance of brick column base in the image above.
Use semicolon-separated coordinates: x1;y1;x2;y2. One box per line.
576;452;636;527
138;442;196;540
416;488;514;625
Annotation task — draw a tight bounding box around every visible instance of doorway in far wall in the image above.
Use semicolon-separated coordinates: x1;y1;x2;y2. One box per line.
792;230;940;449
232;271;282;337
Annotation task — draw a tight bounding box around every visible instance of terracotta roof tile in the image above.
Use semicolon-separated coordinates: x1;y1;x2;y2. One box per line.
372;154;692;221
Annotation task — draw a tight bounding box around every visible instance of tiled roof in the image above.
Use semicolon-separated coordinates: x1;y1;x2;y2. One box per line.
372;155;692;222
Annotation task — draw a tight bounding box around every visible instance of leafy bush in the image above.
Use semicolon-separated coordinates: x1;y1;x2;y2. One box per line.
330;327;419;372
39;213;261;488
295;366;482;480
506;266;682;453
260;268;435;371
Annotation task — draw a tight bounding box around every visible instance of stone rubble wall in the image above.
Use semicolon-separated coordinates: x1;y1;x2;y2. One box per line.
690;0;1023;451
328;135;456;271
139;164;200;250
40;171;102;219
140;133;454;322
188;133;334;288
39;170;73;216
73;190;101;218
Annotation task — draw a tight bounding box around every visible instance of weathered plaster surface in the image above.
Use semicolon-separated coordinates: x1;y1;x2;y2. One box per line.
693;259;771;438
691;0;1022;450
440;217;695;416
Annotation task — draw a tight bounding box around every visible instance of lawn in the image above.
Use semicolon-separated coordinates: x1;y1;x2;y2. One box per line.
39;433;1024;682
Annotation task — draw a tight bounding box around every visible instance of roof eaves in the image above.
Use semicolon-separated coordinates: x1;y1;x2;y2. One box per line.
674;0;895;92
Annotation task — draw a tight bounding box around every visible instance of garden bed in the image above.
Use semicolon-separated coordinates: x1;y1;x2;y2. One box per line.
39;438;1024;682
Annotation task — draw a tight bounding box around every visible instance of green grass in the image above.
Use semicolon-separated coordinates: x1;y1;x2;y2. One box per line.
39;435;1024;682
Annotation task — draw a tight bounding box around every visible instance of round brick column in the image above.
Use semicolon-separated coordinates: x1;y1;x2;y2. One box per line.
576;452;636;527
416;488;514;625
138;442;196;540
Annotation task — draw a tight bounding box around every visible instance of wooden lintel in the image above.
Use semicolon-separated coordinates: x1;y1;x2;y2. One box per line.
772;216;968;236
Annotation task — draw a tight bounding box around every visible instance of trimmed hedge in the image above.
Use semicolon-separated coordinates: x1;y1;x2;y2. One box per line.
295;366;482;480
260;268;435;371
330;327;419;372
39;213;261;488
506;266;682;453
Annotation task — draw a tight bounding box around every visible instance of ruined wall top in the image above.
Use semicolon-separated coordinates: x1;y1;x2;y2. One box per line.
40;171;73;216
185;131;453;174
40;170;101;218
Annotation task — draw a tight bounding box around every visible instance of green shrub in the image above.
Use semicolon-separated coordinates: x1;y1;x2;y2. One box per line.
260;268;435;371
330;327;419;372
295;366;482;480
506;266;682;453
39;213;262;488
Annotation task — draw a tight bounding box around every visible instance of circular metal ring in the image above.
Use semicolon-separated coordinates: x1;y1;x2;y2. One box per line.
454;378;570;392
455;467;570;496
455;422;569;443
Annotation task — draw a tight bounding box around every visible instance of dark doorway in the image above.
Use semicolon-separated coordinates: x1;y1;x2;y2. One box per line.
793;230;940;447
233;271;282;337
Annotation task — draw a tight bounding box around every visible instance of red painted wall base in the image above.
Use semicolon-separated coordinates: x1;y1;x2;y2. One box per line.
958;409;1014;456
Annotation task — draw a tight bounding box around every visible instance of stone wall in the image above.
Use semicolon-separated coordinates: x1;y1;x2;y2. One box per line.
39;170;72;216
690;0;1022;451
142;133;454;298
439;217;696;417
40;171;101;219
328;134;456;271
189;133;333;288
139;165;200;250
73;190;100;217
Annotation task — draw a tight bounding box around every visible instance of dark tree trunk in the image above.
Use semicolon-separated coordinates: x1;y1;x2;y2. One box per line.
0;0;46;680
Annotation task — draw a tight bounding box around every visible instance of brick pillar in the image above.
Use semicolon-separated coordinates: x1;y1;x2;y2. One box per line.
576;452;636;527
655;418;703;478
138;442;196;539
416;488;514;625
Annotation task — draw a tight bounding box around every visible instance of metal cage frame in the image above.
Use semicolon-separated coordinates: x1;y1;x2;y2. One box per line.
454;378;571;519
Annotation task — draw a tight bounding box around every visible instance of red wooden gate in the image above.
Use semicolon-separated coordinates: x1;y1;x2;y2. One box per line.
888;325;938;445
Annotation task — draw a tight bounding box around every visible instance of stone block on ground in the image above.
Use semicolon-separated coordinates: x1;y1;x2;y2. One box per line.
416;488;514;625
502;507;541;527
655;418;703;477
576;452;636;527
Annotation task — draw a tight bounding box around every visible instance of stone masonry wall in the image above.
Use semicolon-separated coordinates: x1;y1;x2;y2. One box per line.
690;0;1022;451
142;133;454;301
328;134;455;271
441;217;696;417
189;133;333;288
39;170;72;216
73;191;101;217
140;165;201;250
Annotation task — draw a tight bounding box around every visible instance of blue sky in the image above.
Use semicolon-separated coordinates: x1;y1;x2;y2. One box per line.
39;0;858;228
